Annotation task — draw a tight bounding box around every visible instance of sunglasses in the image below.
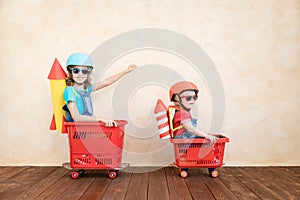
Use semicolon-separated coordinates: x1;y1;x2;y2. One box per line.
180;95;198;101
70;68;91;75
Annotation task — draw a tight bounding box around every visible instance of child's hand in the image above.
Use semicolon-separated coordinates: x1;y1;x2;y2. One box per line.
105;119;117;127
100;119;118;127
126;64;137;73
205;134;218;143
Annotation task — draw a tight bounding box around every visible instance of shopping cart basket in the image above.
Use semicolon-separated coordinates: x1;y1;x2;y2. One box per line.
171;135;229;178
63;120;128;179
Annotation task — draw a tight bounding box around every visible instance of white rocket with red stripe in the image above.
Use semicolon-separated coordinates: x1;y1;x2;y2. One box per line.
154;99;170;139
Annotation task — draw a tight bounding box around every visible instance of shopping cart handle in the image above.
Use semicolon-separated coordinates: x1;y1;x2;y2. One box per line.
65;120;128;126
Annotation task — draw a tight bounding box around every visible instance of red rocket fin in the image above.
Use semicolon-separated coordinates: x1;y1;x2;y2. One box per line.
48;58;67;80
61;116;68;134
154;99;167;113
49;114;56;130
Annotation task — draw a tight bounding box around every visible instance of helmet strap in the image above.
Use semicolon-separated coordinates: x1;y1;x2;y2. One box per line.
176;94;191;112
74;81;84;85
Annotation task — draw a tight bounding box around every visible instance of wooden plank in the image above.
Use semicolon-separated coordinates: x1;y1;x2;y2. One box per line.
246;167;300;199
0;167;56;199
0;167;30;194
277;167;300;183
124;167;148;200
165;167;193;200
0;166;299;200
43;170;99;200
218;168;260;200
16;167;69;200
79;170;112;200
0;167;16;179
286;166;300;173
101;168;133;200
227;167;283;200
0;166;29;182
0;166;13;174
148;168;170;200
201;168;239;200
271;167;300;197
35;168;79;199
184;168;215;200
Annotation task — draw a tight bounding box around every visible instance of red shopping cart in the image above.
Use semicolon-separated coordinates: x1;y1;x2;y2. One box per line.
171;135;229;178
63;120;128;179
164;104;229;178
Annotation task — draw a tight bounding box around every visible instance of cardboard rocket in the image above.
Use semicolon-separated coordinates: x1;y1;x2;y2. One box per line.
48;58;67;133
154;99;170;139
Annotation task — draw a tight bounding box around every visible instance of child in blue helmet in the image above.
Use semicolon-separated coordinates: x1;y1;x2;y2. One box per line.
64;52;136;126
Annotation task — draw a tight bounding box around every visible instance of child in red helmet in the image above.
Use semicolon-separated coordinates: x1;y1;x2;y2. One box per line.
170;81;217;143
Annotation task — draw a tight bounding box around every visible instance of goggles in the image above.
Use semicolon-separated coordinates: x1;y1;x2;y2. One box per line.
180;95;198;101
70;68;91;75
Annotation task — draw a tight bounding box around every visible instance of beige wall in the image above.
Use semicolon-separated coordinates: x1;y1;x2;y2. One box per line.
0;0;299;166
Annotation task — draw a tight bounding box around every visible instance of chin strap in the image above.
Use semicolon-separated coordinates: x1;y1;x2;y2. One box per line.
74;81;84;85
178;98;191;112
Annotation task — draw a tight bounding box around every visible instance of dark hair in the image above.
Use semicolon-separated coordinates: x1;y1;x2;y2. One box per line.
65;65;92;89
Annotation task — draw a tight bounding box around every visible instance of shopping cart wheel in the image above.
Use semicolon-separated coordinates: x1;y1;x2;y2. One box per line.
208;168;218;178
71;171;80;179
180;170;188;178
210;170;218;178
108;171;117;179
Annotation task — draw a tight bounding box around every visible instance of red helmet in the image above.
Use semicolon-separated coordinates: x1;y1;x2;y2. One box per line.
169;81;199;101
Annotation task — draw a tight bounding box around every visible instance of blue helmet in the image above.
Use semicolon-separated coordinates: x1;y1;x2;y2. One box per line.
66;52;93;68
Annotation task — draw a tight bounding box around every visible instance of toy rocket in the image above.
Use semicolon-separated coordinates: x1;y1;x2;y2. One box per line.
154;99;170;139
48;58;67;133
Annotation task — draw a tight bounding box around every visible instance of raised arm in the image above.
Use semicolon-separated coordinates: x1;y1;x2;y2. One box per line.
92;64;137;91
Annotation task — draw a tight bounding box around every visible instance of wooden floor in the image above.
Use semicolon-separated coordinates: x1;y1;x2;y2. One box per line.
0;166;299;200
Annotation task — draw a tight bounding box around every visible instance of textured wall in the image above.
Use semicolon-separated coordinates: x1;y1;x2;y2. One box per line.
0;0;299;166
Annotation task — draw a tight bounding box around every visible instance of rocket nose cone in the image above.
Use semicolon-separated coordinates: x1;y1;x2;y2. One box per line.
48;58;67;80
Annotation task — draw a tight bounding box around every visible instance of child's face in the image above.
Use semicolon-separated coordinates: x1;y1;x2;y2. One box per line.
70;66;91;84
179;90;198;110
